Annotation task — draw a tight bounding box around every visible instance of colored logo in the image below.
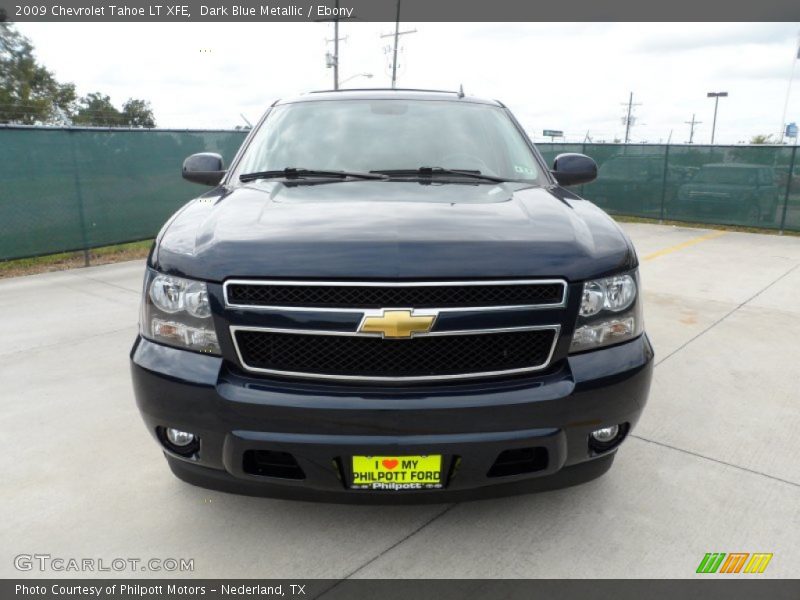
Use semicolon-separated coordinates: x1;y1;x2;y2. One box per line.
359;310;436;338
696;553;773;574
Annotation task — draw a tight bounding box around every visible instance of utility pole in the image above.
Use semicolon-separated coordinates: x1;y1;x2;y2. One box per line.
333;5;339;90
621;92;641;144
322;0;348;90
707;91;728;145
390;0;401;88
685;114;702;144
380;0;416;89
624;93;633;144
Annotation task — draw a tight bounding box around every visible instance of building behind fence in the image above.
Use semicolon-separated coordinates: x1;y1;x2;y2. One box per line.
1;127;798;261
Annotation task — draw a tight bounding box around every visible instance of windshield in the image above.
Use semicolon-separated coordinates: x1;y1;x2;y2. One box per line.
234;99;543;183
694;167;758;185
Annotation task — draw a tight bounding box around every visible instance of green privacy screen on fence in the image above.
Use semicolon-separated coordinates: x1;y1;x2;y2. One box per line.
0;127;246;261
0;127;798;261
537;143;800;233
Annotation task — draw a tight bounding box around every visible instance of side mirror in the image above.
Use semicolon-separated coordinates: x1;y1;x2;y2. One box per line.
551;153;597;186
182;153;225;186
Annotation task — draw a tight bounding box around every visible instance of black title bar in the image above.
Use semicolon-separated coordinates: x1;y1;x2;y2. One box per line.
2;0;800;22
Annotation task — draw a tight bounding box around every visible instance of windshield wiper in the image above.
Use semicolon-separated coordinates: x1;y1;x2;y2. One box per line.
239;168;387;183
370;167;510;183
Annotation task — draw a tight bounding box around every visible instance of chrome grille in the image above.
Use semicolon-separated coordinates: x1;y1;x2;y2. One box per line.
225;279;567;382
224;279;566;311
232;327;559;381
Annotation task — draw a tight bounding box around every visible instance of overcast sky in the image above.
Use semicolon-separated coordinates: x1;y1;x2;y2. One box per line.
16;22;800;144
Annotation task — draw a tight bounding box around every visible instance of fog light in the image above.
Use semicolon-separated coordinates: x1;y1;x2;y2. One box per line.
591;425;620;443
588;423;628;454
166;428;195;447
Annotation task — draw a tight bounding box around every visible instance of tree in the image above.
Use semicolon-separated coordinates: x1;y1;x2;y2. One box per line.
0;23;77;124
69;94;158;128
72;92;123;126
121;98;156;128
750;134;777;145
0;22;157;127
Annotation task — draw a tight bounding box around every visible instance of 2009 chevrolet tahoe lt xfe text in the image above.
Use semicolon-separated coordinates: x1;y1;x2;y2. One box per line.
130;89;654;502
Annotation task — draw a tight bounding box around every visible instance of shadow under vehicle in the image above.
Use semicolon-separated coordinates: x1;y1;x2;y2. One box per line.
672;163;780;224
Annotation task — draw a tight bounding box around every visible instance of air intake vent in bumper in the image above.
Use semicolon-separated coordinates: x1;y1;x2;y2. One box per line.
487;447;549;478
243;450;305;480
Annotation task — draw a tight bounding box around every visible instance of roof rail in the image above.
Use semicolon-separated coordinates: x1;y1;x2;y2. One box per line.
308;88;462;95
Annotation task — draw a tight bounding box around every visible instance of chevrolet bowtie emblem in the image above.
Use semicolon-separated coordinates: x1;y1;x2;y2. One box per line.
359;310;436;339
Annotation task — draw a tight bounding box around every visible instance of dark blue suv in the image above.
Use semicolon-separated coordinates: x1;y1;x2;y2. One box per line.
130;89;653;502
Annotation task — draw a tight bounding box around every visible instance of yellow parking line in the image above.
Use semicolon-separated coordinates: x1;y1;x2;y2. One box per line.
642;230;727;262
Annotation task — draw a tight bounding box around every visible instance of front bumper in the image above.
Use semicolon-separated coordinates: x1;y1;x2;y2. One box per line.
131;334;653;503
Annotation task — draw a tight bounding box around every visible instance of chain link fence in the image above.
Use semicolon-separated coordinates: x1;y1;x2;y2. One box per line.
1;128;798;262
537;143;800;232
0;126;246;261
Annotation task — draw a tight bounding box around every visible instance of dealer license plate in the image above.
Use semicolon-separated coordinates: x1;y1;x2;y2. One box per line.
350;455;443;490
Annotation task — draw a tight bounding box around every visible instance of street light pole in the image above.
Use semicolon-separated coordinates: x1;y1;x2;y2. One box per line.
707;91;728;145
779;33;800;143
711;96;719;144
340;73;373;86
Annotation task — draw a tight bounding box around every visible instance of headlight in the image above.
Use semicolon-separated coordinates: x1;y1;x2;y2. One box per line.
570;270;643;353
140;270;220;354
150;275;184;313
579;274;636;316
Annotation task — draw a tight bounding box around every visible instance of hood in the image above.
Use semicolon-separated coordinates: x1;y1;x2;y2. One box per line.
153;180;636;282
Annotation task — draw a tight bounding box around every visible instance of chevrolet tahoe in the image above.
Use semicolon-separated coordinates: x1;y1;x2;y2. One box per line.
130;89;654;502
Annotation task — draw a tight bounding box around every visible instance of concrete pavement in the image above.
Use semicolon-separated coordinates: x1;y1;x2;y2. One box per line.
1;223;798;578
